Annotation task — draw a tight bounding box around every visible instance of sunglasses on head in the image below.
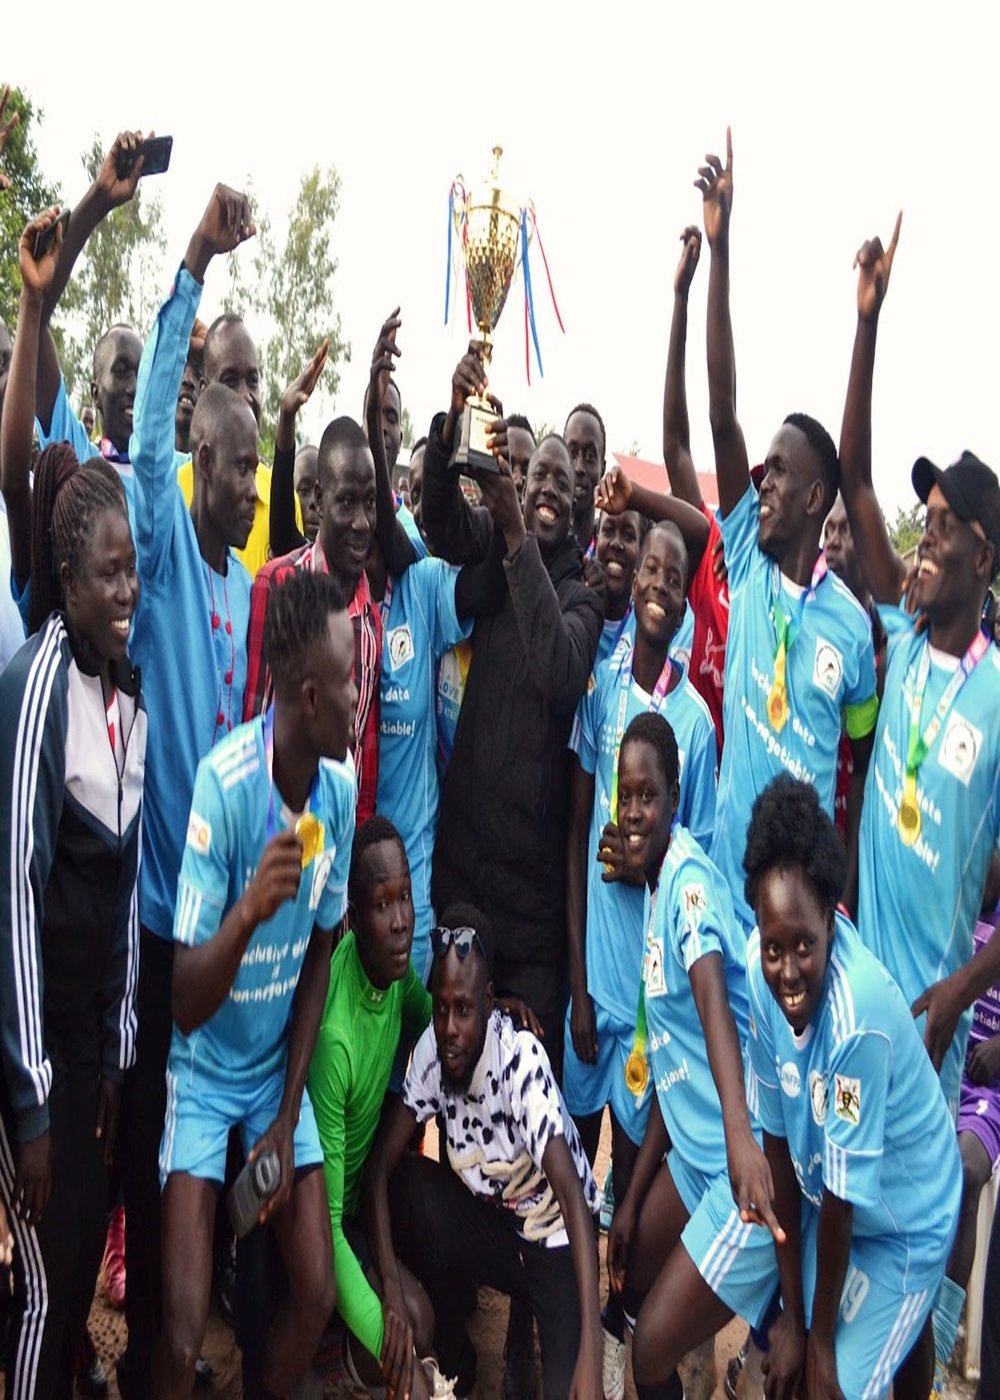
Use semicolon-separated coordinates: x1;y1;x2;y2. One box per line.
430;925;486;963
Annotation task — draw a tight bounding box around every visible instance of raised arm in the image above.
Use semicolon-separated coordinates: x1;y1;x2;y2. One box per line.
594;465;710;567
270;339;328;556
1;209;64;590
37;130;147;429
838;215;907;605
696;128;751;517
663;225;705;510
420;348;494;565
367;309;418;578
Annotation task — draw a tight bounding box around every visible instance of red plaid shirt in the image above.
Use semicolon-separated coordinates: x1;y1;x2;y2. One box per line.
243;541;382;824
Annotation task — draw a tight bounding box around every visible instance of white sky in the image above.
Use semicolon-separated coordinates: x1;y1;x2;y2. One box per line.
9;0;999;518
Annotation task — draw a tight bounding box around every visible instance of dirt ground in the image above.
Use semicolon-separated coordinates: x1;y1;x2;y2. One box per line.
2;1111;981;1398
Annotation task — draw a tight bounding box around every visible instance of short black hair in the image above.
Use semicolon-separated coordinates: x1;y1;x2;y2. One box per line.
506;413;536;441
92;323;138;382
783;412;839;513
564;402;606;458
189;382;252;457
620;712;679;792
203;312;249;377
318;415;371;478
410;435;428;457
639;519;689;590
436;900;495;977
349;815;407;909
743;774;846;916
262;570;346;699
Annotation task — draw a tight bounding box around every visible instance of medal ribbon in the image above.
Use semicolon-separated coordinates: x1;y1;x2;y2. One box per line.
263;708;323;863
900;629;989;812
609;649;676;822
626;889;657;1100
769;554;828;696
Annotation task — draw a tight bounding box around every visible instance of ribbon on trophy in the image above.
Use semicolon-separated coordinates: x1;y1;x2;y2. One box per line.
444;150;564;384
897;627;989;847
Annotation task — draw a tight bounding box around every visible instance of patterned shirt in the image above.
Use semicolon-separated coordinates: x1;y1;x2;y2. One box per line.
243;542;382;825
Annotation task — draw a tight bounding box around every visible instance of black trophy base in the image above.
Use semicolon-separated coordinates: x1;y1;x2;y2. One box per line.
450;395;499;475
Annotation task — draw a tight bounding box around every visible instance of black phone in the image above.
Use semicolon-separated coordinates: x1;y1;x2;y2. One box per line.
116;134;173;180
227;1150;281;1239
33;207;70;261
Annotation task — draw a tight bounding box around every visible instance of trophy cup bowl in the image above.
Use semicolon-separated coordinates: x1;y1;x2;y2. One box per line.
452;145;522;474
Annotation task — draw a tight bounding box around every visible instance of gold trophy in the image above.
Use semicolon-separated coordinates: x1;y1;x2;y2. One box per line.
450;146;522;474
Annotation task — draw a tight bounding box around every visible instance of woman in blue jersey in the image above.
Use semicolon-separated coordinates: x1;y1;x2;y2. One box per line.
606;713;781;1400
0;201;147;1400
743;775;962;1400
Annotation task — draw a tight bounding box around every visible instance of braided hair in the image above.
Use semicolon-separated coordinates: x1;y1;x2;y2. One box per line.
29;450;129;635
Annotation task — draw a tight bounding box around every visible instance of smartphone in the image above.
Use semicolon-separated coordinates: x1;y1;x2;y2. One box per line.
116;134;173;180
227;1149;281;1238
33;207;70;261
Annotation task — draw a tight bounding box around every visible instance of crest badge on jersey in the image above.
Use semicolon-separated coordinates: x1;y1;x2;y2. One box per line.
387;625;415;671
938;712;982;786
813;638;843;698
682;882;707;925
187;811;212;855
834;1074;861;1126
644;937;666;998
809;1070;828;1125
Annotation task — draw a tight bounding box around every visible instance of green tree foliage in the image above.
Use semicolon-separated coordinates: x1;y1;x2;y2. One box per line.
225;166;350;461
400;405;415;451
0;87;60;334
888;502;924;557
62;136;166;395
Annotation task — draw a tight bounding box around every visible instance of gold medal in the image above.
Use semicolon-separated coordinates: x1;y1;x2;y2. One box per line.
897;782;921;847
767;682;789;733
624;1051;648;1096
295;813;323;868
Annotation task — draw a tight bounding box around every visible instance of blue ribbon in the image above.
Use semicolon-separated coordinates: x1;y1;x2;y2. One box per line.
521;209;543;377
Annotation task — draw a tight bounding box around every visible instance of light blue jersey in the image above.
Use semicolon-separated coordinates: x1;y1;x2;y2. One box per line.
171;717;356;1086
643;827;751;1177
857;606;1000;1112
595;609;635;669
571;655;717;1024
377;560;472;982
746;916;961;1292
129;267;253;940
714;485;878;929
671;600;694;672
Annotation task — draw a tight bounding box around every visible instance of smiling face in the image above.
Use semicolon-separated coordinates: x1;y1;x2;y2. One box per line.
61;506;139;669
757;423;825;557
92;327;142;453
596;510;642;611
317;445;377;592
911;483;993;621
432;946;492;1093
632;525;687;648
564;410;604;537
522;438;574;554
756;865;834;1034
617;736;679;888
354;837;415;989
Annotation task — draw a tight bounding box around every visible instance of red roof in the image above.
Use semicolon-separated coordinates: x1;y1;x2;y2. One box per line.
612;453;719;512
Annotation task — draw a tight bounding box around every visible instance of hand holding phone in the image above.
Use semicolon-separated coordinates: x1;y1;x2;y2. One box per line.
32;207;70;262
116;135;173;181
227;1149;281;1239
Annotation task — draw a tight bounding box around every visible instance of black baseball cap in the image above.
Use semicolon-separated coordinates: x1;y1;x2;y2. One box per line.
911;450;1000;563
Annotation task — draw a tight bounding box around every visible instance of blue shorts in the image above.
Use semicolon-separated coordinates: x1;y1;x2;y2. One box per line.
562;1002;650;1147
668;1149;780;1331
159;1067;322;1187
799;1210;938;1400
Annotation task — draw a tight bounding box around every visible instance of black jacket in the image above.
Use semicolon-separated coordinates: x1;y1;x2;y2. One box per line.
423;414;602;964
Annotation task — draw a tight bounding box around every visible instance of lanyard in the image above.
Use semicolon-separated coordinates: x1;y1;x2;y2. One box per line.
609;649;675;823
263;708;324;863
625;888;657;1099
904;630;988;778
770;554;828;670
